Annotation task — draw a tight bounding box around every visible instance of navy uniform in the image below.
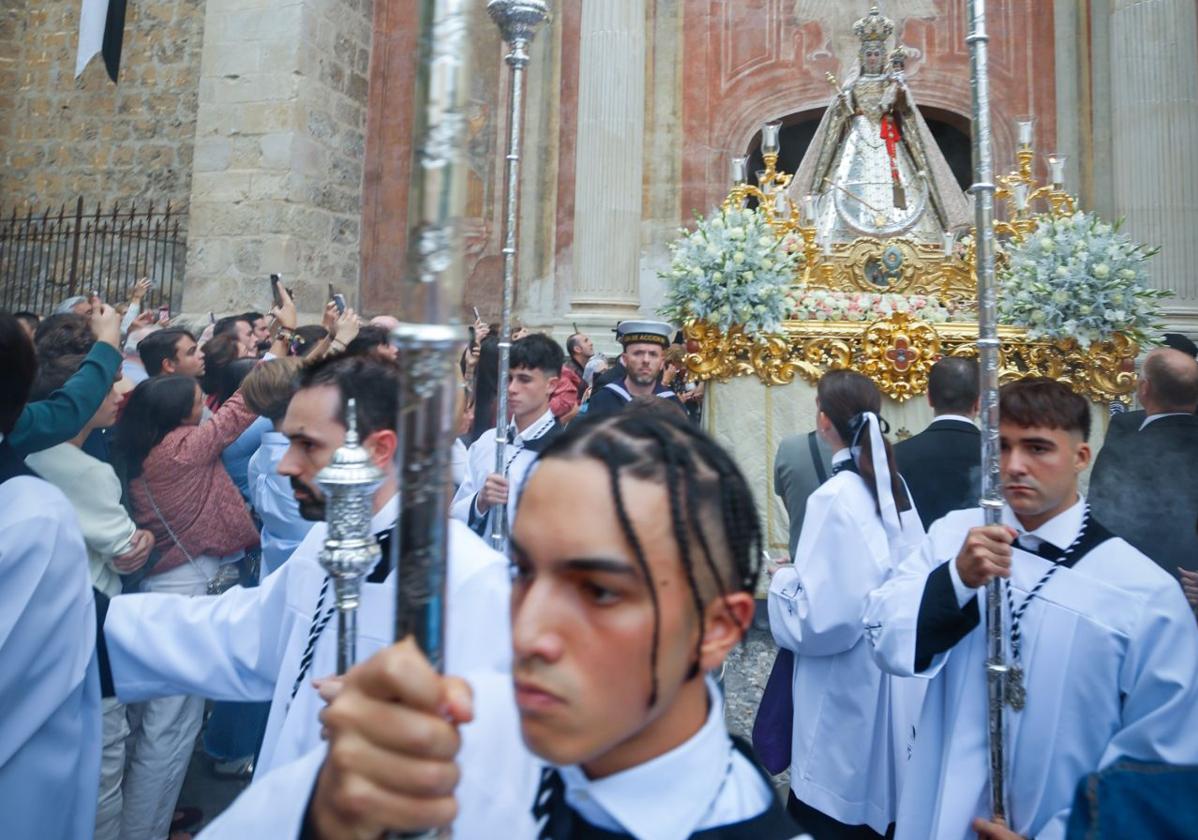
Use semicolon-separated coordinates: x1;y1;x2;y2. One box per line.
585;321;683;419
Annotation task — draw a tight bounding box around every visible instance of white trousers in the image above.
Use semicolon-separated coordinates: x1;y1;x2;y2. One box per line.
120;556;218;840
95;697;130;840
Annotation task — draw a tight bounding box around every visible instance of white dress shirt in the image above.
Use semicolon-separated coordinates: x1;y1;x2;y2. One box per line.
199;676;777;840
105;500;511;779
930;413;977;427
1139;411;1191;431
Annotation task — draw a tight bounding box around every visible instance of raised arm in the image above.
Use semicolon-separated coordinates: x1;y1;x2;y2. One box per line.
8;305;122;456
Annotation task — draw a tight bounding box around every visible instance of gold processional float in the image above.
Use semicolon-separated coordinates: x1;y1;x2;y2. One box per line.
681;33;1138;406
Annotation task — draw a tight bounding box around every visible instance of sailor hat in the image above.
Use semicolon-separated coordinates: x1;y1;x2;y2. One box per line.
615;320;673;348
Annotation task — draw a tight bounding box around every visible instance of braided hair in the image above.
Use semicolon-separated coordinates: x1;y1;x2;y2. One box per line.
536;408;763;707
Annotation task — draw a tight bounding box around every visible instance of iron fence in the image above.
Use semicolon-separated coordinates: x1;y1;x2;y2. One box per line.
0;197;186;316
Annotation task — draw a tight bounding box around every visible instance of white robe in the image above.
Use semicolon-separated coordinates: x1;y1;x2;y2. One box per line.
104;502;511;779
865;503;1198;840
0;474;101;840
768;467;925;832
199;676;778;840
450;409;557;539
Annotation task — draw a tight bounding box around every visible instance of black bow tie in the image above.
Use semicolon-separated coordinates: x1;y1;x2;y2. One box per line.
832;460;857;477
1018;536;1064;562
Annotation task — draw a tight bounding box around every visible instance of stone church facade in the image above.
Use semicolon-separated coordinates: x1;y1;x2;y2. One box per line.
2;0;1196;332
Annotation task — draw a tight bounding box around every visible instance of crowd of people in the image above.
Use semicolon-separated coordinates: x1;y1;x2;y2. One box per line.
1;282;1197;840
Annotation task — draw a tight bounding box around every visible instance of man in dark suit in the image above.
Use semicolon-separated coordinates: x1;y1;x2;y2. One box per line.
894;357;981;529
1089;348;1198;580
774;428;833;559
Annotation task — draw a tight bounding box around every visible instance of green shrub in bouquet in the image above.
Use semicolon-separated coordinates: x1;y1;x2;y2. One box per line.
999;212;1168;348
659;205;798;335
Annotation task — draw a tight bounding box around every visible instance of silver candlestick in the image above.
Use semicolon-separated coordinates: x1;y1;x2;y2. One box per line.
317;398;384;674
966;0;1010;826
391;1;474;835
487;0;550;551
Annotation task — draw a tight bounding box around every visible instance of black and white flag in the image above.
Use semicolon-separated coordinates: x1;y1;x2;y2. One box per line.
74;0;128;83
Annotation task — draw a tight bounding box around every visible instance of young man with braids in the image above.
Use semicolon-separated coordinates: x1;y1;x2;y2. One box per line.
865;378;1198;840
201;410;803;839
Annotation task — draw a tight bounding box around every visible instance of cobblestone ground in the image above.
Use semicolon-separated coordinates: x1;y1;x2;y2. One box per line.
722;602;790;790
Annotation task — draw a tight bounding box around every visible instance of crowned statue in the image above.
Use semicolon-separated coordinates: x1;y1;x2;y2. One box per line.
789;5;971;245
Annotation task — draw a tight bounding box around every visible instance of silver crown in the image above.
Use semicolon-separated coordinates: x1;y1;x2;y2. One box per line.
854;5;895;44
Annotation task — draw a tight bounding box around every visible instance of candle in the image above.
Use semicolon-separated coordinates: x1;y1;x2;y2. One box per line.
1016;117;1035;150
803;194;819;225
1048;154;1066;187
762;121;782;157
773;190;791;219
730;156;748;186
942;230;956;256
1013;181;1029;211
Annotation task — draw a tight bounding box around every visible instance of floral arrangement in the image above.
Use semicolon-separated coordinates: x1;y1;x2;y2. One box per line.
659;206;799;335
786;289;964;323
998;212;1167;348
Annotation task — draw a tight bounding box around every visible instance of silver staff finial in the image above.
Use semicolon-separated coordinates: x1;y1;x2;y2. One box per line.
317;397;386;674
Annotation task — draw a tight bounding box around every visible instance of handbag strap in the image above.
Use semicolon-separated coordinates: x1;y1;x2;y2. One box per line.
141;477;210;580
808;430;829;484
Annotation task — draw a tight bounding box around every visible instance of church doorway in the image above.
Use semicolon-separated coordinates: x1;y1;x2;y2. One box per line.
744;107;973;196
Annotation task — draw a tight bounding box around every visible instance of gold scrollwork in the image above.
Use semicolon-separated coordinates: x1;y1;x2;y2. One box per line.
684;317;1138;404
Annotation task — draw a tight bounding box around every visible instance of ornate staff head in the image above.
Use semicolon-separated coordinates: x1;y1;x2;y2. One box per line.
317;398;384;606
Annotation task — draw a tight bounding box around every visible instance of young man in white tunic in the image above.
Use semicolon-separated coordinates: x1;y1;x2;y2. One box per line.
451;332;565;542
103;355;512;781
769;370;925;838
865;378;1198;840
201;410;802;839
0;314;102;840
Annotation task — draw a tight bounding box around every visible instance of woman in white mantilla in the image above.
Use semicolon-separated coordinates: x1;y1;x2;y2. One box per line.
790;5;971;244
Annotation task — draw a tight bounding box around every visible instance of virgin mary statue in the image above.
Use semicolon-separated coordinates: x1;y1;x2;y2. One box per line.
788;5;971;244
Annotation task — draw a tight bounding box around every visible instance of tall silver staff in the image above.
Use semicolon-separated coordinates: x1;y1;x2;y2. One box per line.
389;4;472;837
317;399;384;674
487;0;550;551
966;0;1009;825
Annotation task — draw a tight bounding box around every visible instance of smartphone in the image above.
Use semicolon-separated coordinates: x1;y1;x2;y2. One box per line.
208;311;216;325
472;306;481;322
270;273;283;308
158;306;171;323
332;294;347;315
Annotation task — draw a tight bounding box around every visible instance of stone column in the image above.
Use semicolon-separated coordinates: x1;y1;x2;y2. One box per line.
183;0;373;315
1109;0;1198;319
568;0;647;319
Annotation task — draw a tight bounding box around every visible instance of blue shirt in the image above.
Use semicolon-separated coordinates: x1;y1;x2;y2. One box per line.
223;416;272;502
247;430;314;578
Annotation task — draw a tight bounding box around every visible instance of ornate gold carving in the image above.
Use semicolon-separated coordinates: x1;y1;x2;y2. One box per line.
685;316;1138;405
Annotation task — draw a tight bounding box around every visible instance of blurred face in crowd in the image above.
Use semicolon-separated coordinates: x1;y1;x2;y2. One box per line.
276;384;396;521
1000;420;1090;531
233;320;257;358
508;366;558;427
70;300;91;316
509;457;751;777
571;334;594;363
622;343;664;388
250;317;271;345
165;334;205;378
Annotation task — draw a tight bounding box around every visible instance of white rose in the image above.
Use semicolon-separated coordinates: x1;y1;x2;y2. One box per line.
1093;264;1110;279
